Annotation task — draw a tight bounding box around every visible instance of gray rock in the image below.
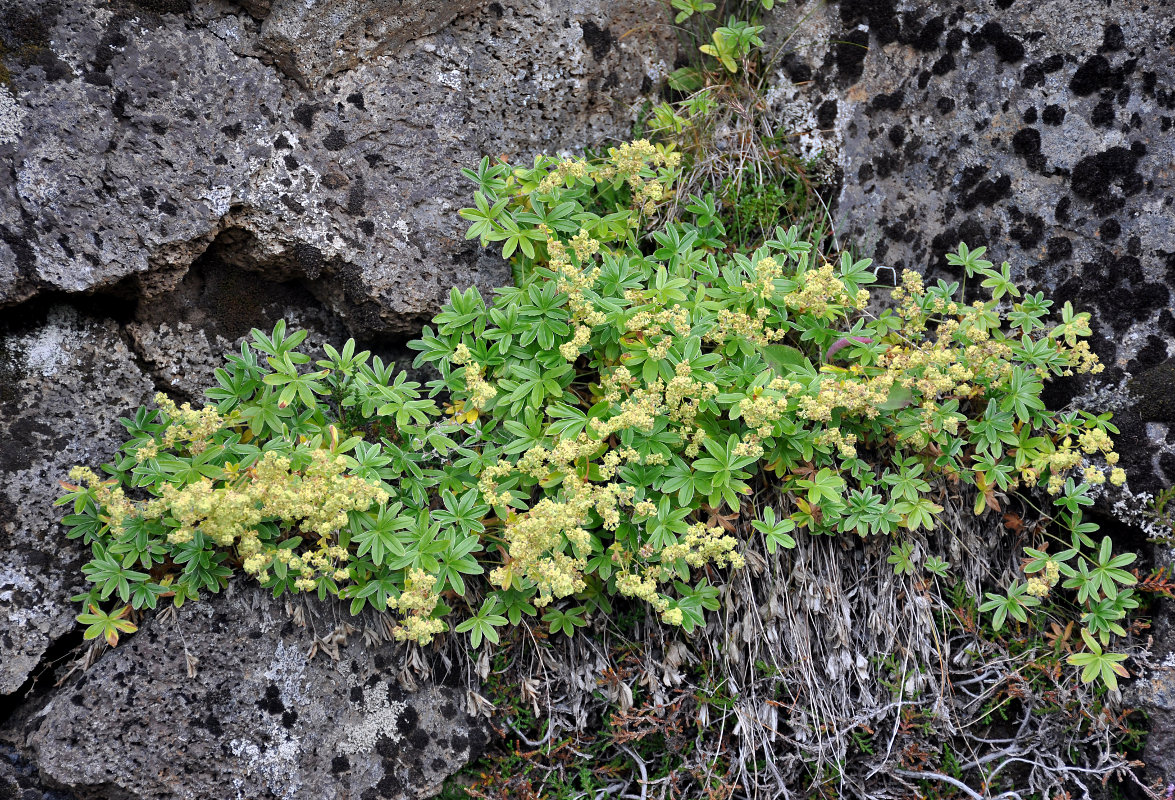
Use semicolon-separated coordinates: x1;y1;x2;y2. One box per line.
122;240;357;400
762;0;1175;492
257;0;489;88
25;584;488;800
0;306;156;695
0;743;77;800
760;3;1175;781
0;0;674;336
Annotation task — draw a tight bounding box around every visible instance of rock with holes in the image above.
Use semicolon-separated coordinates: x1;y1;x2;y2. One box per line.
762;0;1175;494
0;306;156;695
21;583;487;800
0;0;674;335
254;0;489;89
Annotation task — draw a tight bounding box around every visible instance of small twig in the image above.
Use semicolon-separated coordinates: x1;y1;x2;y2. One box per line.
619;744;650;800
894;769;1022;800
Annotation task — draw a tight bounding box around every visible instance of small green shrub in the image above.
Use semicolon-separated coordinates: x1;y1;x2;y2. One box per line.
60;141;1135;686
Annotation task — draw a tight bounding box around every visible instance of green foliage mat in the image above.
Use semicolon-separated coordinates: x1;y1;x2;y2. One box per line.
58;140;1153;798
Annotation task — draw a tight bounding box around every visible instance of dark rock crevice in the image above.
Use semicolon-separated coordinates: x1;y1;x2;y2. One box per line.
0;626;88;734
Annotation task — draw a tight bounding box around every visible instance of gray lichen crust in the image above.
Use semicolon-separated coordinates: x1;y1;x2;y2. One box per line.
0;0;670;793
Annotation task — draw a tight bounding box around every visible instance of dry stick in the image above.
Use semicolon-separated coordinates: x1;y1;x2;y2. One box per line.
894;769;1023;800
619;744;650;800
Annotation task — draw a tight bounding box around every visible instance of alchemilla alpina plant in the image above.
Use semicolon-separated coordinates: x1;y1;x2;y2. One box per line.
60;140;1134;688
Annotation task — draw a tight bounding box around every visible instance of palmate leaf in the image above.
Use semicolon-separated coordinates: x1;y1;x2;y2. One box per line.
751;507;796;554
82;549;150;602
352;503;412;567
794;467;845;507
459;190;510;245
1068;630;1129;691
78;604;137;647
486;212;546;259
455;597;508;648
980;581;1041;631
542;606;588;637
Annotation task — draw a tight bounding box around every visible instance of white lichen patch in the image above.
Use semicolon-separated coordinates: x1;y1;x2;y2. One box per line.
230;735;303;800
0;566;42;633
1109;486;1175;541
227;642;316;800
0;89;24;146
765;78;835;164
341;677;407;753
12;307;80;378
1066;374;1137;414
434;68;462;90
264;641;312;708
202;185;234;218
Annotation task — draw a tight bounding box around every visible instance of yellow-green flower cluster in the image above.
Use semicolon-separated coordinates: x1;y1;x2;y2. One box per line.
591;380;666;438
560;325;592;361
784;263;867;319
737;378;802;436
596;139;680;213
570;229;600;261
742;255;783;300
659;522;745;570
68;466;134;529
1079;428;1115;458
487;482;594;605
451;343;497;409
814;427;859;459
1026;559;1061;597
154;393;225;454
149;449;385;561
391;569;446;644
616;569;668;611
537;159;590;193
625;303;691;338
704;307;785;348
535;139;678;217
1065;340;1104;375
797;371;896;423
251;542;350;591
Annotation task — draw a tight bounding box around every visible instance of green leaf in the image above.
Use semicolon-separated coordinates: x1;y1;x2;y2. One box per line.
762;345;814;376
751;507;796;554
543;606;588;637
1068;630;1129;691
77;604;137;647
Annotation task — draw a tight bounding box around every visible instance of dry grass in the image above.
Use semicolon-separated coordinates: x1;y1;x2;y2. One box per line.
419;473;1155;800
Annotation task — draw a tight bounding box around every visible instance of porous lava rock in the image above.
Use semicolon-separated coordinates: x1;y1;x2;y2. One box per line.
0;744;75;800
254;0;489;89
0;305;155;696
19;584;487;800
1134;595;1175;783
0;0;674;336
763;0;1175;494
